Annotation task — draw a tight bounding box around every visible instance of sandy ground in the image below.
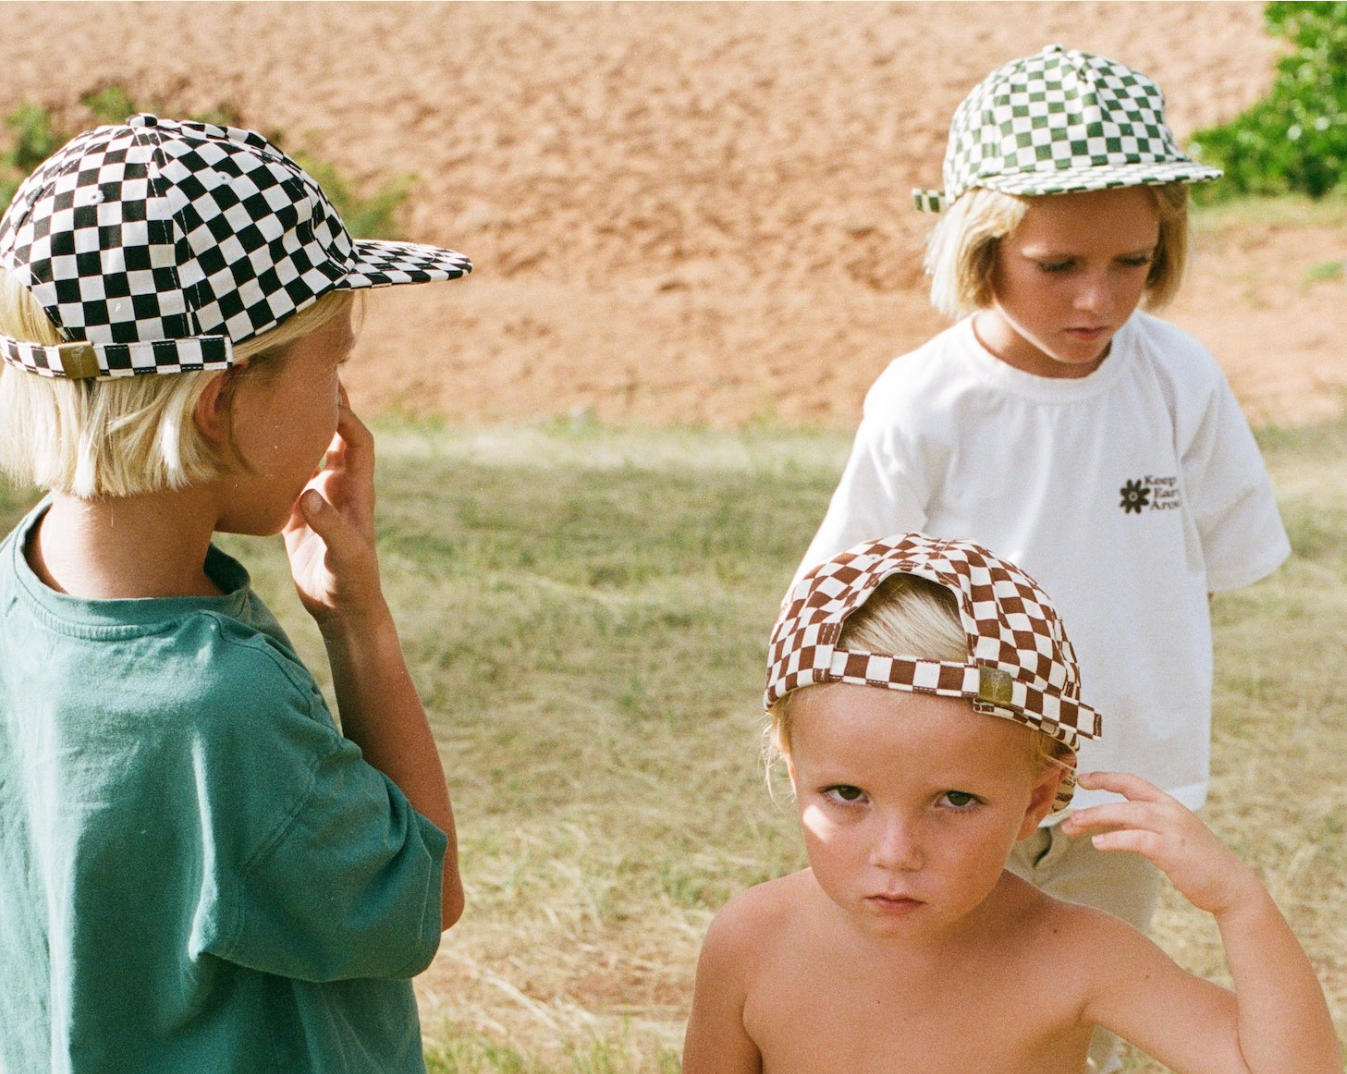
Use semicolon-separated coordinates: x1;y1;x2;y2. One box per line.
2;2;1343;429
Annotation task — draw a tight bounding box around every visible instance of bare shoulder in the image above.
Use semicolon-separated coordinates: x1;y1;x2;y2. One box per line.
980;874;1143;991
1009;873;1177;994
1010;873;1149;948
686;875;815;1074
702;869;813;957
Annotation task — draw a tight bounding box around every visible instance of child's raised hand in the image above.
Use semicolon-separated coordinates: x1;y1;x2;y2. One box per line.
1061;772;1262;918
282;391;385;628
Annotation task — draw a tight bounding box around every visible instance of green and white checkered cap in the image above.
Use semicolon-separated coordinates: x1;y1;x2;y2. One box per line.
913;45;1221;212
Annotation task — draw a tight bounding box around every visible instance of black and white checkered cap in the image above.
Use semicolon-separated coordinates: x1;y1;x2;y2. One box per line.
913;45;1222;212
0;114;471;379
765;533;1103;811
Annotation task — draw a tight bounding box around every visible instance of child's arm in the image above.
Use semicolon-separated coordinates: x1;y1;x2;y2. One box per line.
283;395;463;931
1061;771;1339;1074
682;897;764;1074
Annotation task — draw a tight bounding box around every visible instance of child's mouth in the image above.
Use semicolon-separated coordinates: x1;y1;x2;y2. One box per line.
866;893;924;914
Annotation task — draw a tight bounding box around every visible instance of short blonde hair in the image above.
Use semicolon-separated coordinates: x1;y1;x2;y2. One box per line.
924;183;1190;319
768;573;1070;774
0;272;354;499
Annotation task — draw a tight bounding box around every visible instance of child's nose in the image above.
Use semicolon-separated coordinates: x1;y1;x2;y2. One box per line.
870;813;923;871
1073;271;1111;315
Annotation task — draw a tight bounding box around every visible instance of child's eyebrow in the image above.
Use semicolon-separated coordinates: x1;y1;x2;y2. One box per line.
1022;243;1157;259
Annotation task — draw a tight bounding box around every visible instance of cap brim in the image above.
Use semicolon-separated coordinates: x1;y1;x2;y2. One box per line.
340;239;472;289
982;159;1223;198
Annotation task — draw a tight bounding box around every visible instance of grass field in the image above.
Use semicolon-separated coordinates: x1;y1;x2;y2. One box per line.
2;415;1342;1072
250;415;1345;1072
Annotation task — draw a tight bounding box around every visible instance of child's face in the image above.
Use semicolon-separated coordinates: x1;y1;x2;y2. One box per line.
217;309;355;536
786;682;1060;942
978;186;1161;379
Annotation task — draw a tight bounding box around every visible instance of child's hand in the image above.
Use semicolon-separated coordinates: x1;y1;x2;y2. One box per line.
1061;772;1262;918
282;390;385;628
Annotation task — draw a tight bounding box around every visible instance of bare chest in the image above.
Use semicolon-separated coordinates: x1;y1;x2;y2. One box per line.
742;940;1093;1074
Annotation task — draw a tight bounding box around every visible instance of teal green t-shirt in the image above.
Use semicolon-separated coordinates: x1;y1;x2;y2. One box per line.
0;504;448;1073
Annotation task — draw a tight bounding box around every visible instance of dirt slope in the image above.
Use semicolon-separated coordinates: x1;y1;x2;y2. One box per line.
2;2;1341;427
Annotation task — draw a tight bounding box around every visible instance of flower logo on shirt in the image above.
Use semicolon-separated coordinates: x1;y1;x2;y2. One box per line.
1120;479;1151;514
1120;475;1181;514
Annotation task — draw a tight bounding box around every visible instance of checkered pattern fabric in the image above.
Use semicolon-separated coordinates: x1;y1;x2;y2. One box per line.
913;44;1221;212
765;534;1103;811
0;115;471;379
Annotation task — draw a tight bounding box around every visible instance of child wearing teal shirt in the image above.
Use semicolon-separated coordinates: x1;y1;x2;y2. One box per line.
0;115;470;1072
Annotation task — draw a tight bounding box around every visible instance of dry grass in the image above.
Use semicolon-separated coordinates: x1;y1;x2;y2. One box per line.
218;419;843;1070
331;416;1338;1073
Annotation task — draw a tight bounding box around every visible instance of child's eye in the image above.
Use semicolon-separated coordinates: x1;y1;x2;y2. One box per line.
823;784;867;805
940;790;981;810
1118;254;1153;269
1036;259;1076;274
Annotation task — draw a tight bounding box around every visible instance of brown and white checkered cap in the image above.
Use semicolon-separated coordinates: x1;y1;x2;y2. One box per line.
765;533;1102;811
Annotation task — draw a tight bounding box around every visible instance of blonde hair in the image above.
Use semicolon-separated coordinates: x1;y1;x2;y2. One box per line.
925;183;1190;319
0;271;354;499
768;573;1070;775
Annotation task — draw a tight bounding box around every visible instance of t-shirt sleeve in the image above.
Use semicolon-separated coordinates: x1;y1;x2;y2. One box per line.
195;642;447;983
796;407;931;583
1180;367;1291;592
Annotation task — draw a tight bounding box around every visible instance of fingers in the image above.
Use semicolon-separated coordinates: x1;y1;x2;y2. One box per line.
295;488;346;550
1074;770;1167;801
303;395;376;522
1060;771;1178;844
313;388;374;470
1067;817;1168;857
1065;772;1253;916
334;392;375;458
1063;771;1206;861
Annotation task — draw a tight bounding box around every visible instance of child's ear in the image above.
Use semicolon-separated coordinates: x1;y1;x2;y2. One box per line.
1017;764;1068;840
192;368;238;447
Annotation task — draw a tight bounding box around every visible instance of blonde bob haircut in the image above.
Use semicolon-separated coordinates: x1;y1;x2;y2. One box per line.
924;183;1190;320
767;572;1071;778
0;270;354;499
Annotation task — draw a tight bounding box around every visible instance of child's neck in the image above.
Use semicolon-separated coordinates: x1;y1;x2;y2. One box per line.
29;490;224;600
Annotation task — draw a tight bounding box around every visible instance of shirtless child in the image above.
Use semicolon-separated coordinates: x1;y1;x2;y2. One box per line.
682;535;1339;1074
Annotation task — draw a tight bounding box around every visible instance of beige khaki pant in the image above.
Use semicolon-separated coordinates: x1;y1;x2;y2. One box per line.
1007;823;1163;1074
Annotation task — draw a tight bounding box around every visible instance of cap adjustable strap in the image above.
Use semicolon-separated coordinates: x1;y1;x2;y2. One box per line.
0;333;233;380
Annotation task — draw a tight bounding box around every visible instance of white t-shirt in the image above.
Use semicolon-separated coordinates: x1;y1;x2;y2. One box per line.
801;312;1290;811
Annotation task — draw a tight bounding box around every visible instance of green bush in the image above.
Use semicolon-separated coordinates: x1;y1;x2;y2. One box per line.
0;90;410;238
81;85;141;128
0;102;63;211
1190;2;1347;200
